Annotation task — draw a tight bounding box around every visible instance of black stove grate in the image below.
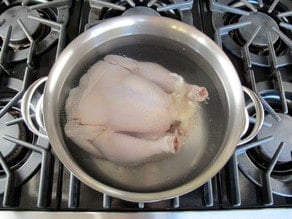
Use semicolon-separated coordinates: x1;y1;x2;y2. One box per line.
210;0;292;68
85;0;194;29
0;0;70;210
209;0;292;208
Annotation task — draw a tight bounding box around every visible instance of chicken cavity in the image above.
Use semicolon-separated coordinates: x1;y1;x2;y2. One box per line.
65;55;208;165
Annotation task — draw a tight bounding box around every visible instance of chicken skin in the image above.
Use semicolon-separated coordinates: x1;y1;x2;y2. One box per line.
65;55;208;165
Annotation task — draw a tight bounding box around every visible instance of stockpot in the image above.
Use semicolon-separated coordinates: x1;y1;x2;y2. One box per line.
21;15;264;202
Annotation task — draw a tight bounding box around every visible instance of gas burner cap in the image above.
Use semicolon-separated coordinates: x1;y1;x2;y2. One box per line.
238;12;279;47
0;111;19;158
0;6;40;43
122;6;160;16
257;114;292;163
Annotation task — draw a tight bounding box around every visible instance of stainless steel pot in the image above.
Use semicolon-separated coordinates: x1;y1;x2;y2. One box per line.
21;16;264;202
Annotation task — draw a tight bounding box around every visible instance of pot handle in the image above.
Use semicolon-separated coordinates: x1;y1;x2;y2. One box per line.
21;76;48;139
237;86;264;146
23;81;264;144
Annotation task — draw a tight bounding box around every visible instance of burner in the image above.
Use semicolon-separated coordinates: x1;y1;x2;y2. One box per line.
0;110;21;160
238;81;292;197
0;0;70;62
0;6;40;43
0;77;49;194
257;114;292;164
100;0;181;20
238;12;279;47
122;6;160;16
86;0;193;29
0;107;29;175
210;0;292;67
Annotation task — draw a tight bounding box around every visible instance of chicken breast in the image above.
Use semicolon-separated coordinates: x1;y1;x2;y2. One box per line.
65;55;208;165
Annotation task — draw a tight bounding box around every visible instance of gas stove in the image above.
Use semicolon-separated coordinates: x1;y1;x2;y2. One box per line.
0;0;291;217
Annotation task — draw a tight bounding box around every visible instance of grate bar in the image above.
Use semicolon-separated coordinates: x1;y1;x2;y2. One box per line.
138;202;144;209
243;44;252;68
278;11;292;18
272;27;292;48
210;0;250;16
275;71;288;114
102;194;111;209
240;0;257;12
215;21;251;47
0;25;12;75
89;0;126;11
236;136;274;155
55;161;64;208
203;179;214;207
38;149;52;207
147;0;158;7
17;19;33;42
68;173;80;208
22;0;48;6
5;114;36;126
28;16;66;58
257;0;263;8
0;151;16;207
226;154;241;206
171;196;180;208
258;95;281;122
3;134;49;152
0;91;24;118
268;0;280;13
267;31;278;68
126;0;135;7
247;69;257;92
3;0;10;6
3;135;52;207
26;16;63;36
56;25;66;58
17;19;36;67
29;0;71;10
21;0;29;6
242;26;261;68
217;22;251;35
279;22;292;31
27;42;36;68
0;67;32;118
157;1;193;12
261;142;284;206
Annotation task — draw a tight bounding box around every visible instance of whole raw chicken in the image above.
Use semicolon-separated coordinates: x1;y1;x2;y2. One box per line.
65;55;208;165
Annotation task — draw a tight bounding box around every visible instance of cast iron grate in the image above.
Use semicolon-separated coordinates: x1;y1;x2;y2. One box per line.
0;0;70;208
85;0;194;29
210;0;292;67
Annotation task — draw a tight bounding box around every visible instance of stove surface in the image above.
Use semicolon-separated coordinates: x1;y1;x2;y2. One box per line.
0;0;291;212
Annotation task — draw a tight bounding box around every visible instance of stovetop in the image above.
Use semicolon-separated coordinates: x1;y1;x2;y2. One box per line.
0;0;291;212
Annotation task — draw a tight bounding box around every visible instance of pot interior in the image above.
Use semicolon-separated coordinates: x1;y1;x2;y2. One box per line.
56;34;229;193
